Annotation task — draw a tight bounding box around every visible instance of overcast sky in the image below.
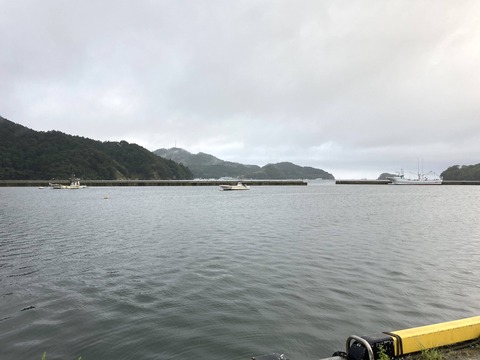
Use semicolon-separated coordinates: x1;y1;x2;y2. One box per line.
1;1;479;178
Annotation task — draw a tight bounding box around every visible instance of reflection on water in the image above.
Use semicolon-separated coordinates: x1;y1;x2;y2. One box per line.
0;185;479;360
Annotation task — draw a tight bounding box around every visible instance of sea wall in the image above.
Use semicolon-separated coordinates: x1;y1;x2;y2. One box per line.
0;179;307;187
335;180;480;185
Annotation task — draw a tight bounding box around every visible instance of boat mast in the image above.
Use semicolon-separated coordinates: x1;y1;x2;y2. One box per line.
417;158;420;180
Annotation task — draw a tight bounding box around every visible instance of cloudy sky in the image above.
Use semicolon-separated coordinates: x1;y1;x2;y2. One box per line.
1;1;479;178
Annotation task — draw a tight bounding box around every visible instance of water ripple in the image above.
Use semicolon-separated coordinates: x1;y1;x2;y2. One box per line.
0;186;479;360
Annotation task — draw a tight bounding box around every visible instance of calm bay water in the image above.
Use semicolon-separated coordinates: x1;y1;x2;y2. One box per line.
1;184;479;360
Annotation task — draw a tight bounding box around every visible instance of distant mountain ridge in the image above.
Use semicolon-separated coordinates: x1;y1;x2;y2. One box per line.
154;147;335;180
0;116;193;180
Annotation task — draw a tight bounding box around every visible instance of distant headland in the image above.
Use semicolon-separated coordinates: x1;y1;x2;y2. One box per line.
1;115;479;182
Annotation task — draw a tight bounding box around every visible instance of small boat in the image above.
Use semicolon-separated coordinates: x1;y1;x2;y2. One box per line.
49;175;87;189
219;182;250;191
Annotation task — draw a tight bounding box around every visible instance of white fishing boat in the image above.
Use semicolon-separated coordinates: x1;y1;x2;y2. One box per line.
387;170;442;185
49;175;87;189
219;182;250;191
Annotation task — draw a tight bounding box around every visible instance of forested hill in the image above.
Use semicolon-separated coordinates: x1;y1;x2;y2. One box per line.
441;164;480;180
0;116;193;180
155;147;335;180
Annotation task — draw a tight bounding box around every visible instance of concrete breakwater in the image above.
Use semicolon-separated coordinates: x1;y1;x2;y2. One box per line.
336;179;391;185
3;179;479;186
336;179;480;185
0;179;308;187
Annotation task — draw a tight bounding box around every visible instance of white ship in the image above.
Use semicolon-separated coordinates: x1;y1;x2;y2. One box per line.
387;170;442;185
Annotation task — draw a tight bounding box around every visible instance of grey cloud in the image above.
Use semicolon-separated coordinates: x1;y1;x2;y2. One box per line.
1;0;479;178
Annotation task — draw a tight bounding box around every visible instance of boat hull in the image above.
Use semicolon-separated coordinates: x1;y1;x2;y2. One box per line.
59;185;87;189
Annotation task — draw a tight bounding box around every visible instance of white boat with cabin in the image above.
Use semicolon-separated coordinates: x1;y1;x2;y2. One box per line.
49;175;88;189
387;170;442;185
219;182;250;191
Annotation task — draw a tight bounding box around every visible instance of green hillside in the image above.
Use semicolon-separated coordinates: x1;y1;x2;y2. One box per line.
441;164;480;180
0;116;193;180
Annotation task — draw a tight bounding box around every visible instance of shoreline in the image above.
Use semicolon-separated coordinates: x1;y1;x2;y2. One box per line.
407;345;480;360
3;179;480;186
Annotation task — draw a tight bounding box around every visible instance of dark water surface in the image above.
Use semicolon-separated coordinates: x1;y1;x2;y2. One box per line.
1;185;479;360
